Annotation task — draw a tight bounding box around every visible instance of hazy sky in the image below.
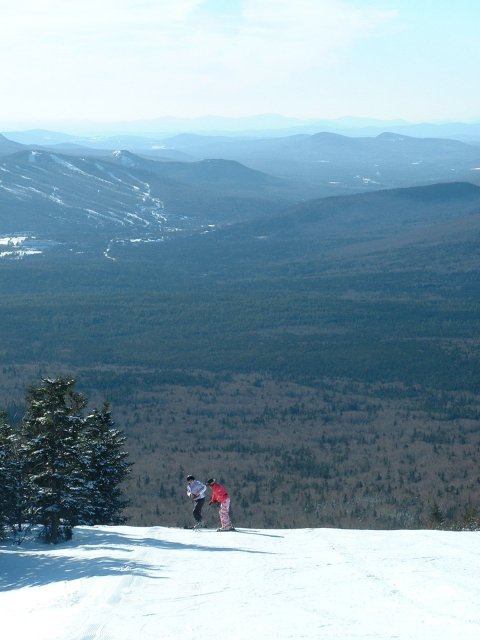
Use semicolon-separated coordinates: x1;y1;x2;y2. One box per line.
1;0;479;128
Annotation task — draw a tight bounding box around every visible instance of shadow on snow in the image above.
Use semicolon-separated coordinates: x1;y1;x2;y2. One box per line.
0;526;273;592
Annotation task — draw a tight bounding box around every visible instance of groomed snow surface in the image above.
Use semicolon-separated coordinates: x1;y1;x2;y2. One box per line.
1;525;479;639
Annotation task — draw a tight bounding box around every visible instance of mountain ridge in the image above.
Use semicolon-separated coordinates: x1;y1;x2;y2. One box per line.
0;149;296;240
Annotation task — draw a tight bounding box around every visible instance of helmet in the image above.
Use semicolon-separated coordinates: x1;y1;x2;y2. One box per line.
206;478;216;486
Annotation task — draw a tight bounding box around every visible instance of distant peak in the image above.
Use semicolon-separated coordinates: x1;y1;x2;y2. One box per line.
112;149;134;157
310;131;349;140
376;132;411;142
111;149;138;167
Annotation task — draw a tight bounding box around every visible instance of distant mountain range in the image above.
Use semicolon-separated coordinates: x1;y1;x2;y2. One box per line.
153;131;480;191
2;127;480;257
2;129;480;200
4;114;480;141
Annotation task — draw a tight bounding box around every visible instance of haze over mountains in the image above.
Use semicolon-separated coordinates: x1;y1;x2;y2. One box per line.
5;113;480;141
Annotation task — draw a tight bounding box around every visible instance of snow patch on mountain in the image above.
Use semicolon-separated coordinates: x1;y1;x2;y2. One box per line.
0;236;27;246
112;150;137;168
0;236;43;259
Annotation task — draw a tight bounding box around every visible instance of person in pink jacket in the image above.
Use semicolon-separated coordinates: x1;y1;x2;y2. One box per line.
207;478;235;531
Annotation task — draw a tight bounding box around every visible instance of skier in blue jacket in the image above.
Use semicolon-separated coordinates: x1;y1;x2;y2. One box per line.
186;475;207;528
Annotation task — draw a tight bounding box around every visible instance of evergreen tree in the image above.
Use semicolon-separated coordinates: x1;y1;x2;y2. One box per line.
0;412;25;536
21;377;89;543
3;376;131;543
82;404;131;525
0;412;15;535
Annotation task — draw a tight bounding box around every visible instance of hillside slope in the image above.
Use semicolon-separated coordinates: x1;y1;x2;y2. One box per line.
1;525;479;640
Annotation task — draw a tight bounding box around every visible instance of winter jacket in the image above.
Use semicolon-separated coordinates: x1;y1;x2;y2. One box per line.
209;482;229;505
187;479;207;501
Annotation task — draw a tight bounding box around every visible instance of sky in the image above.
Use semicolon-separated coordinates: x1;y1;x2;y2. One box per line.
2;524;480;639
1;0;480;129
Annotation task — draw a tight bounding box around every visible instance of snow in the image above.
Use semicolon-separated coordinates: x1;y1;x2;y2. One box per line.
112;150;137;167
1;525;479;639
0;236;28;246
0;236;43;259
51;154;89;174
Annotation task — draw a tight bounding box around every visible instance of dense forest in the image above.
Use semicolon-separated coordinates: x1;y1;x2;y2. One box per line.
1;367;479;531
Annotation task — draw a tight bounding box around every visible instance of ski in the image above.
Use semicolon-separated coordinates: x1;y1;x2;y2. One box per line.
182;524;236;532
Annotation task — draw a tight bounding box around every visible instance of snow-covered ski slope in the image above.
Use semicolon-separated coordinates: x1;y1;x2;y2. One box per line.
1;525;479;639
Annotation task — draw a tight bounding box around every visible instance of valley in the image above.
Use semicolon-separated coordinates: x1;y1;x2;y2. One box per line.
0;128;479;530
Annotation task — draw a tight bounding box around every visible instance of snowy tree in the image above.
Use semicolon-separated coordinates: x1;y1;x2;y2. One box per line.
0;407;33;540
21;377;91;543
81;404;131;525
3;377;131;543
0;412;27;537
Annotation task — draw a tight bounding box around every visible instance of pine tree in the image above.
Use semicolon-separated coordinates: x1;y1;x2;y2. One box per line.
21;377;89;543
0;412;18;535
3;376;131;543
0;412;25;537
82;404;131;525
